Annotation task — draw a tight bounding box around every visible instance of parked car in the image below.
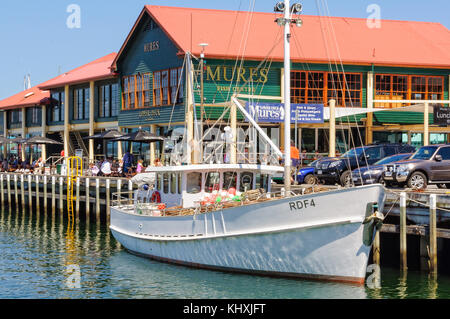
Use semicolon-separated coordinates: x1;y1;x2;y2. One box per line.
272;160;319;185
315;143;416;186
351;153;412;186
382;144;450;190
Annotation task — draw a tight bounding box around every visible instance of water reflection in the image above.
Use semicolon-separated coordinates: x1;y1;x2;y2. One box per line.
1;207;450;299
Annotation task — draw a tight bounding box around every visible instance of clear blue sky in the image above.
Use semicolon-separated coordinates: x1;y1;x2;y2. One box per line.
0;0;448;100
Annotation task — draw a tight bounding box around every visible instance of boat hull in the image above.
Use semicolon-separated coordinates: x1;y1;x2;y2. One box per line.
110;184;385;284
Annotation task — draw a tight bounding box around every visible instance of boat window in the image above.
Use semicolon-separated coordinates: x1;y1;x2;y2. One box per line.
255;174;269;191
205;172;220;193
239;172;254;192
186;172;202;194
170;173;176;194
156;173;161;191
177;173;182;194
163;173;169;193
223;172;237;190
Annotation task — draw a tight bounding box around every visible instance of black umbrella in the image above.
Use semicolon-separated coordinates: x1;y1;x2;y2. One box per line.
84;129;125;140
113;129;164;143
9;136;27;144
24;136;63;145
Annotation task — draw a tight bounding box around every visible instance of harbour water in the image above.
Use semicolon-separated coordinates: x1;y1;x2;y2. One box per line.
1;207;450;299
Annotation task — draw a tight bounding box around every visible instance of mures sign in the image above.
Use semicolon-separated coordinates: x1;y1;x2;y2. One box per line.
245;102;324;124
434;106;450;125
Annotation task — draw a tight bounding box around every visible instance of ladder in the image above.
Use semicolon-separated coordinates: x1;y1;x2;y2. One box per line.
67;156;83;221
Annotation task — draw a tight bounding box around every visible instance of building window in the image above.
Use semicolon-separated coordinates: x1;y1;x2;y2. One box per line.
153;67;183;107
375;74;444;108
98;83;119;118
50;91;65;122
73;87;89;120
9;110;22;126
291;71;362;107
122;73;152;109
29;107;41;125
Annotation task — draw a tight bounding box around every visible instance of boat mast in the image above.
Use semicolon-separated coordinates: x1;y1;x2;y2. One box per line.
282;0;292;194
274;0;303;195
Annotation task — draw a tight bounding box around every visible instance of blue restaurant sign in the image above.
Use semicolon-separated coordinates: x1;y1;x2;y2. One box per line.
245;102;324;124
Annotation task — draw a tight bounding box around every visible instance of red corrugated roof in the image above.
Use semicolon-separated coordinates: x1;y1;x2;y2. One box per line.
113;5;450;69
40;52;117;90
0;84;50;110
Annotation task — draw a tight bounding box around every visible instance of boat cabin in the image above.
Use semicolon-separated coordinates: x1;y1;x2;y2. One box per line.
131;164;284;208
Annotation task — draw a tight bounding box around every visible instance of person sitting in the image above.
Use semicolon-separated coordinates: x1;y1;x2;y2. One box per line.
89;163;99;176
154;158;163;167
136;159;144;173
100;158;112;177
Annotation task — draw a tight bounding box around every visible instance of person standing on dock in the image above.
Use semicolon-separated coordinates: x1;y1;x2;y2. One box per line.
122;151;134;177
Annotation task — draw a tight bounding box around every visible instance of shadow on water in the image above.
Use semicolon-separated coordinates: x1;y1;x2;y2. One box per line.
1;203;450;299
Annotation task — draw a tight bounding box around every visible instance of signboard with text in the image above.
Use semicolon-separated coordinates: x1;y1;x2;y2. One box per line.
245;102;324;124
434;106;450;125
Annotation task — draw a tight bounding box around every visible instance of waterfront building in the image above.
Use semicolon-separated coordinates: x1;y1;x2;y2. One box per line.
0;5;449;164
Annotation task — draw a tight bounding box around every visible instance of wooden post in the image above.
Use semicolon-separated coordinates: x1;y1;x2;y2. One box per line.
429;194;437;274
424;102;429;146
85;177;90;222
76;177;80;221
400;192;407;271
20;174;25;209
96;178;100;222
117;179;122;202
106;178;110;223
128;180;133;204
329;99;336;158
6;174;11;207
0;174;4;207
51;176;56;216
35;175;40;212
59;176;64;216
28;175;32;211
14;174;18;209
43;175;48;212
372;229;380;266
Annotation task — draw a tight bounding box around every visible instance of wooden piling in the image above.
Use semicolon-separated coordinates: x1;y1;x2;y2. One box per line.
400;192;407;271
6;174;11;206
76;177;80;221
20;174;25;209
51;176;56;216
96;178;100;222
117;179;122;201
0;174;4;206
14;174;18;208
59;177;64;216
106;178;110;223
28;175;32;211
85;177;90;222
429;194;437;274
373;230;380;266
35;175;40;211
128;180;133;204
43;176;48;212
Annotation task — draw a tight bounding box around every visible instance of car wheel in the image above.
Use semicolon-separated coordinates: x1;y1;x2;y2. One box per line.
304;174;317;185
407;172;427;190
340;171;352;187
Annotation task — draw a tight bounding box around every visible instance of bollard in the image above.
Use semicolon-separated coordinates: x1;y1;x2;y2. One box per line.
429;194;437;274
85;177;90;222
51;176;56;216
96;178;100;222
400;192;407;271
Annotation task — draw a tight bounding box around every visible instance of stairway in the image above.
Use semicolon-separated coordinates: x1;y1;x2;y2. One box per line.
59;131;88;157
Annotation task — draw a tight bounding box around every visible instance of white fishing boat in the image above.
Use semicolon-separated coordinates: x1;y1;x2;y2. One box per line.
110;0;386;284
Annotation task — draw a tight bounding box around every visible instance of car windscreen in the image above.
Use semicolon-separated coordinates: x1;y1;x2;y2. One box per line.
411;146;438;160
374;154;410;165
340;147;364;158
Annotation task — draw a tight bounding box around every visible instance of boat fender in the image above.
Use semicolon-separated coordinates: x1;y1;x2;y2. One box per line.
151;191;161;203
362;209;385;246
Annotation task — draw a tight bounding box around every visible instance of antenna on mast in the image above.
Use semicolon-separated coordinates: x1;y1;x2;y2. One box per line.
23;74;31;90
